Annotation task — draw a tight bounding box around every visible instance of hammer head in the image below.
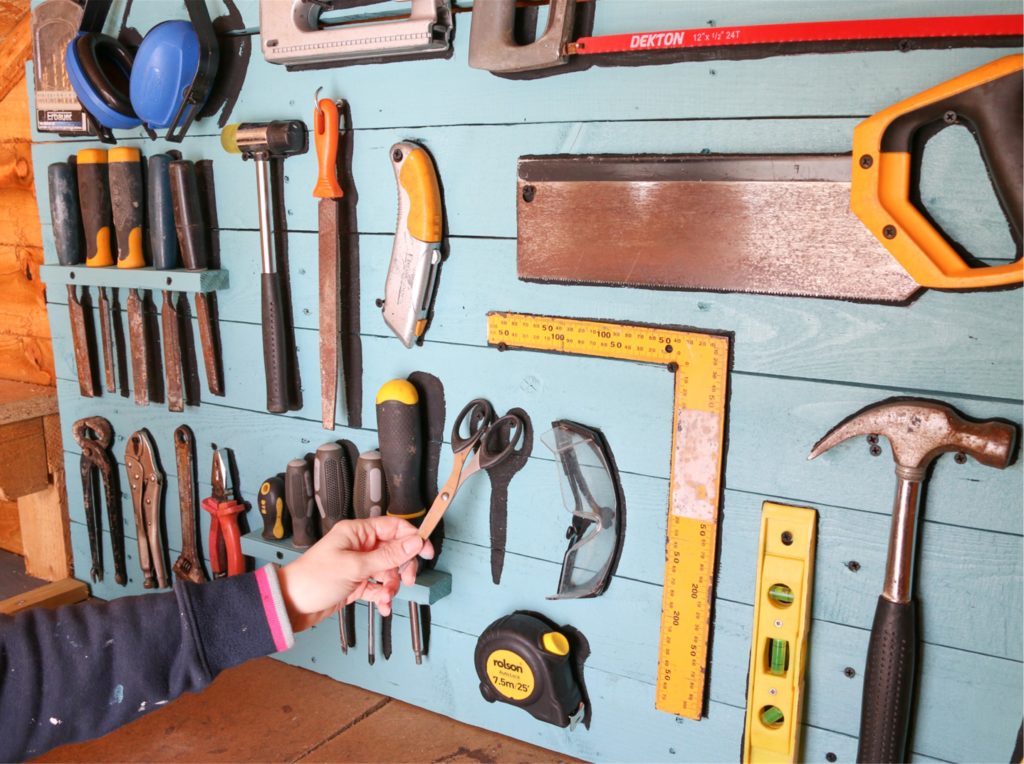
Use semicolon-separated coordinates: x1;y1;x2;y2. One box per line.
221;120;308;160
808;397;1018;472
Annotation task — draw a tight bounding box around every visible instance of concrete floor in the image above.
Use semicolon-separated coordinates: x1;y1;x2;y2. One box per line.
34;657;583;763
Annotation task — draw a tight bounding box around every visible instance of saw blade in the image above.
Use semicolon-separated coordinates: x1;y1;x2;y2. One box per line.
517;154;920;303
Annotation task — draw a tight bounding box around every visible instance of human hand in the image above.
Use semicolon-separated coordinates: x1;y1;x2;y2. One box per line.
275;517;434;632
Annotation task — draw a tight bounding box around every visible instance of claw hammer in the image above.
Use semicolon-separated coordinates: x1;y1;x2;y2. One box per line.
809;398;1018;763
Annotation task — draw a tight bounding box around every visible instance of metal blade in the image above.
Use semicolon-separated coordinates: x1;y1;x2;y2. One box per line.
517;154;921;303
67;284;97;397
194;293;224;396
126;289;151;406
97;286;116;393
162;291;184;412
319;198;341;430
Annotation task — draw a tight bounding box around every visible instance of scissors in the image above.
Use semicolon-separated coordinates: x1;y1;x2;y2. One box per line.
417;398;526;540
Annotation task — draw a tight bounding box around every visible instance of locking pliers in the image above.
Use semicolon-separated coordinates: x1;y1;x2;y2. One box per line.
125;429;168;588
73;416;126;585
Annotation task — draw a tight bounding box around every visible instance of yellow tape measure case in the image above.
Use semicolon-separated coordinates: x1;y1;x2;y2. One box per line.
475;611;591;729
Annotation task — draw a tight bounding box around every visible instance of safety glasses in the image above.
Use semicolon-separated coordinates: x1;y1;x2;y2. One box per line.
541;420;625;599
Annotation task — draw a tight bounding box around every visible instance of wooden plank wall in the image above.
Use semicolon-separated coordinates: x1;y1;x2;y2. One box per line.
30;1;1023;761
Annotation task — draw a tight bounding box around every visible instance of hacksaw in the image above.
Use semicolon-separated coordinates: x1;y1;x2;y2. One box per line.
487;311;730;720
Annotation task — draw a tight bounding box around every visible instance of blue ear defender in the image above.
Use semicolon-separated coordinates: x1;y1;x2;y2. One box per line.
65;32;141;130
130;21;205;130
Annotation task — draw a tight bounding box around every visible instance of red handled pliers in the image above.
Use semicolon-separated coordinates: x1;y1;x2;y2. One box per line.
201;448;246;578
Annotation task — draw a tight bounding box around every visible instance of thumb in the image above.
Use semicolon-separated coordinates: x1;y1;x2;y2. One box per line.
357;534;425;576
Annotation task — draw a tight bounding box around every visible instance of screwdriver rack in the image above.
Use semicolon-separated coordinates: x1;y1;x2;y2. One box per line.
240;532;453;606
39;264;229;293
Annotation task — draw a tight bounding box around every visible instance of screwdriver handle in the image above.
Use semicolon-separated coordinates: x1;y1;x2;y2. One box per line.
285;456;318;548
258;474;290;541
353;450;388;519
169;159;208;271
147;154;179;271
375;380;425;523
77;149;113;267
313;98;343;199
314;442;352;534
48;162;82;266
109;147;146;269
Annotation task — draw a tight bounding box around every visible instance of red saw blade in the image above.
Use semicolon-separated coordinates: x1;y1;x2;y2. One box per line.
571;14;1024;55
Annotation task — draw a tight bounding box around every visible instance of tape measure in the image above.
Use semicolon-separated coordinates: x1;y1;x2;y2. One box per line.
743;502;817;763
474;611;586;729
487;312;730;719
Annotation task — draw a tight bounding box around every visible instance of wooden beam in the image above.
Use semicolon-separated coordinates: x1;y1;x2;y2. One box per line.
0;12;31;106
17;484;71;580
0;498;21;554
0;577;88;615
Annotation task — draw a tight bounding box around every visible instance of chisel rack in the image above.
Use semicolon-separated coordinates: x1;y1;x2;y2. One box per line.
40;265;229;292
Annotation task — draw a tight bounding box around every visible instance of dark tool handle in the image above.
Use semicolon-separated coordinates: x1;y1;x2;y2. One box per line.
147;155;179;270
169;159;208;270
108;147;146;268
883;66;1022;243
857;596;917;764
353;450;387;519
48;163;82;265
285;457;317;548
314;443;351;534
77;149;113;267
258;474;289;541
375;380;425;522
262;272;289;413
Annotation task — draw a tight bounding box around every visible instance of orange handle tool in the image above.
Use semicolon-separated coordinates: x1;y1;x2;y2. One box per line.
202;496;246;577
313;98;343;199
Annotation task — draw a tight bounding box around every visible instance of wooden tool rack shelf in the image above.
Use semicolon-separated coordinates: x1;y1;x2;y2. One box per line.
39;265;229;293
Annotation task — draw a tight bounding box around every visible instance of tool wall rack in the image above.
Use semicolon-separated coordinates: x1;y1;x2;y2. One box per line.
30;0;1022;761
39;265;229;293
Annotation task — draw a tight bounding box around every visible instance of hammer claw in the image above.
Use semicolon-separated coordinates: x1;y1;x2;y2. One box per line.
808;397;1018;472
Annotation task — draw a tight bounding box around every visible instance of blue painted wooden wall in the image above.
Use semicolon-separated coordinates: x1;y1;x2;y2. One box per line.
30;1;1023;761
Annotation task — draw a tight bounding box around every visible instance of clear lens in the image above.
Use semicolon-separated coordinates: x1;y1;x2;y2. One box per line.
541;422;621;598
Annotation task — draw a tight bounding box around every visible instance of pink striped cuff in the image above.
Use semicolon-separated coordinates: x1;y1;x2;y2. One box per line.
255;564;294;653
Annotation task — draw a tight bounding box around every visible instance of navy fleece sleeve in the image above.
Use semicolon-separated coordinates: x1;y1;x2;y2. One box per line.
0;565;294;761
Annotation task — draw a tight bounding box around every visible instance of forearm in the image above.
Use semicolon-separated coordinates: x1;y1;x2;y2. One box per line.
0;565;293;760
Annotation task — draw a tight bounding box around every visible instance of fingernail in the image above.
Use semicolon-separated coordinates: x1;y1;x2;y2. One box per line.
402;536;423;554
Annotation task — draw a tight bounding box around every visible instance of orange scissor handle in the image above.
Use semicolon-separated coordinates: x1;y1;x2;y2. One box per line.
851;54;1022;289
313;98;343;199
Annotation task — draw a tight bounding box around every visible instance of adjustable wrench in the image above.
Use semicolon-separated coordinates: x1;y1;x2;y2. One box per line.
172;424;207;583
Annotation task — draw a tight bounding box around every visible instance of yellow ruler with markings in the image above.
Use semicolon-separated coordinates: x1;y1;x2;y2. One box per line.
486;312;730;720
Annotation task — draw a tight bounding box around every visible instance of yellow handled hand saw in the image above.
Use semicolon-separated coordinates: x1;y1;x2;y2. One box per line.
517;55;1022;303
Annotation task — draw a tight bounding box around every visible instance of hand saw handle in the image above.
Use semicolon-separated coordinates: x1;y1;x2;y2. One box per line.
851;54;1022;289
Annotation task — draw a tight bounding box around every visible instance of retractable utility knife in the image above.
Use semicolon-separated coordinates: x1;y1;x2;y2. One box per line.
382;141;443;348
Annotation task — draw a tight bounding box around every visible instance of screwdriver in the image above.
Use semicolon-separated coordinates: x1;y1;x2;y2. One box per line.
109;147;151;406
285;454;317;548
258;474;289;541
353;450;387;664
48;161;98;397
77;148;116;394
314;441;354;654
147;154;184;412
376;379;426;664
